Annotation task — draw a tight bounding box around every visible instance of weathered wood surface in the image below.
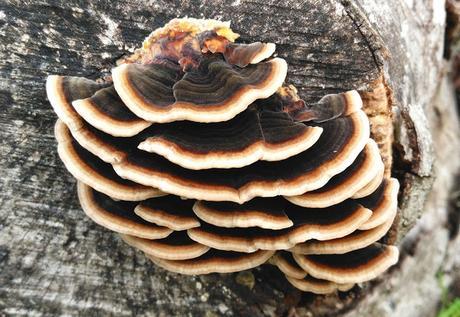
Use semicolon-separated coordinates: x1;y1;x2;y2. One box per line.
0;0;458;316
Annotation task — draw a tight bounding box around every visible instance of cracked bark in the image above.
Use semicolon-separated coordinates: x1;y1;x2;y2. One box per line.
0;1;459;316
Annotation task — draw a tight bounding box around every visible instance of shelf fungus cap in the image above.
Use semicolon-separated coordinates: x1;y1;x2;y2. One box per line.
285;140;384;208
121;232;209;260
271;252;355;294
271;251;307;279
55;120;164;201
285;275;354;294
112;56;288;123
358;178;400;230
46;17;400;293
110;17;287;124
46;75;135;164
147;249;275;275
222;42;276;67
134;196;200;231
77;182;172;240
352;164;385;199
290;208;397;255
281;88;363;123
293;243;399;284
63;121;130;164
46;75;107;131
137;106;323;170
192;198;293;230
72;85;151;137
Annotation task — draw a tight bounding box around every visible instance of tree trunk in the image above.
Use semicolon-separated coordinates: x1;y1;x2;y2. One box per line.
0;0;459;316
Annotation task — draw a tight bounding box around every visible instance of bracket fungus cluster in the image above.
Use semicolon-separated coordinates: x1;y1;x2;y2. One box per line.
46;18;400;294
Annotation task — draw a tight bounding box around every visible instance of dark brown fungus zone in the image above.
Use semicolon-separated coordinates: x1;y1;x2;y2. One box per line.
46;17;400;294
77;182;172;239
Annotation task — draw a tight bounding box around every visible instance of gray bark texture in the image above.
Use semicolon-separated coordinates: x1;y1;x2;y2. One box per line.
0;0;459;316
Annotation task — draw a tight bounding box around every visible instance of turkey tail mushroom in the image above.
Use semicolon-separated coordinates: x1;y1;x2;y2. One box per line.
46;17;400;295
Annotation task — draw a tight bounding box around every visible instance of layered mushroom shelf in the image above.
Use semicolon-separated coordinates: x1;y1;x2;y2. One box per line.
46;18;399;294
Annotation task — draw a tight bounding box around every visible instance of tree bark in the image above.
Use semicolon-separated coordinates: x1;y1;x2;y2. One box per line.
0;0;458;316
